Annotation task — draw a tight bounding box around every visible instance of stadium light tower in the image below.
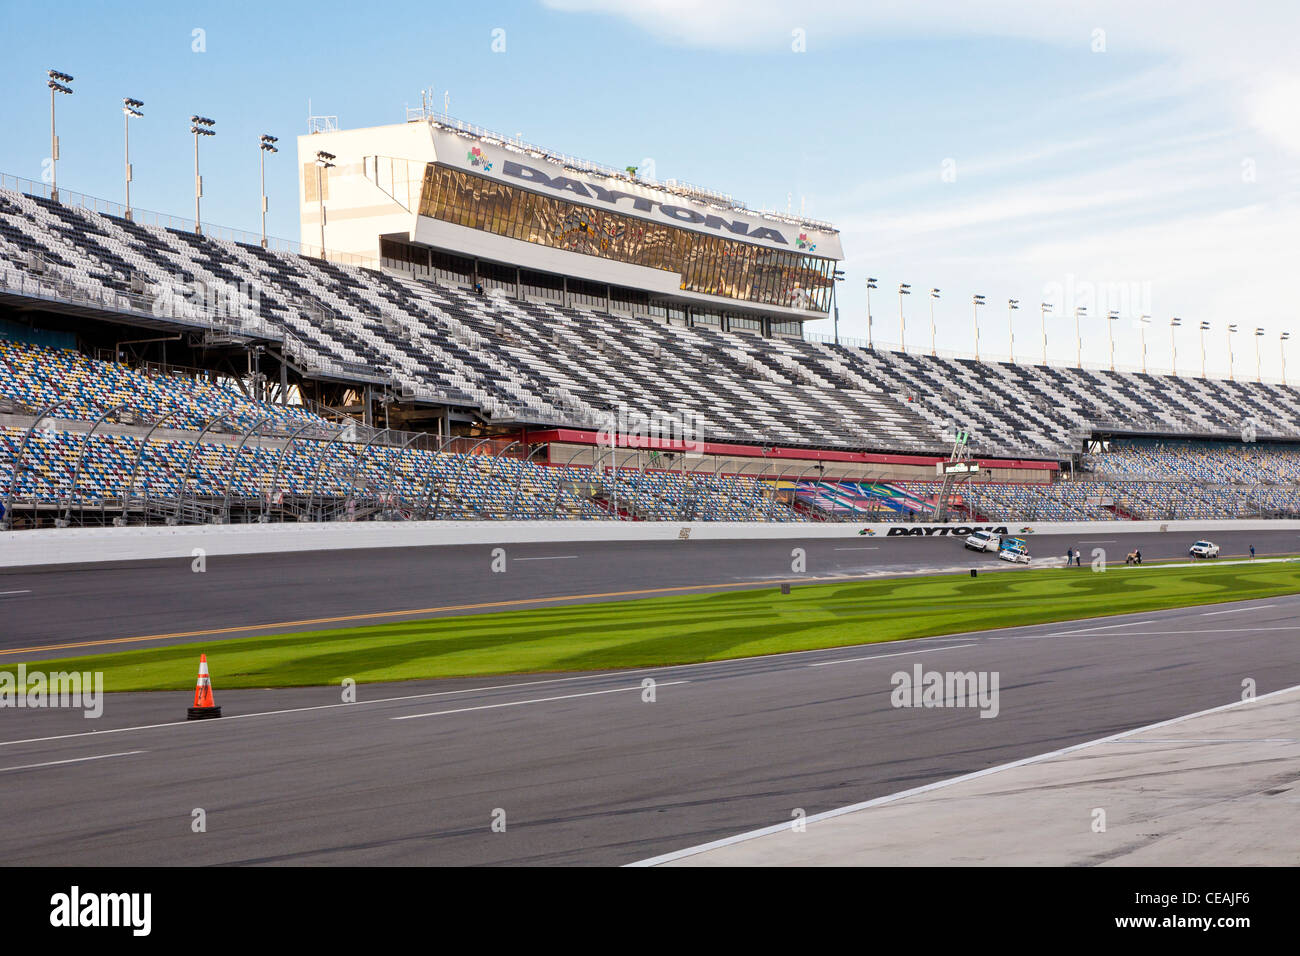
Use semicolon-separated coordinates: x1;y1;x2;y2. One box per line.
47;70;75;202
1138;314;1151;374
1199;320;1210;378
1170;317;1182;376
1282;331;1291;386
315;150;336;259
1255;327;1265;382
831;268;845;345
258;135;278;249
1073;306;1086;369
190;115;215;235
1007;299;1019;364
1227;323;1238;381
1039;302;1053;366
972;294;985;361
1106;310;1120;371
865;277;877;350
121;99;143;219
929;288;940;356
898;283;911;354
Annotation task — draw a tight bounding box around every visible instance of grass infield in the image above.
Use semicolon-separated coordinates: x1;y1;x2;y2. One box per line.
9;560;1300;691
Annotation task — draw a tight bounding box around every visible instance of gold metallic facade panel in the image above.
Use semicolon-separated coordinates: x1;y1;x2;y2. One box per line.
418;164;833;313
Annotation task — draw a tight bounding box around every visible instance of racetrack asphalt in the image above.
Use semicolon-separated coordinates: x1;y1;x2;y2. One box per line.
1;527;1293;658
0;593;1297;866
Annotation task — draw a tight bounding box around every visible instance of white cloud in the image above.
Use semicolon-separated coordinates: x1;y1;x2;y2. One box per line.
545;0;1300;153
546;0;1300;375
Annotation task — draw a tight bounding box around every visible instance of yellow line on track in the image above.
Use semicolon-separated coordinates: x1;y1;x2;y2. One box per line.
0;574;840;658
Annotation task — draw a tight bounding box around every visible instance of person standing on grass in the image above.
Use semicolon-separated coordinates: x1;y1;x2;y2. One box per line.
1250;544;1255;560
1067;546;1074;566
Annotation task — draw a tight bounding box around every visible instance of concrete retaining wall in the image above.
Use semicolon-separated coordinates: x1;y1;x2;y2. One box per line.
4;517;1300;568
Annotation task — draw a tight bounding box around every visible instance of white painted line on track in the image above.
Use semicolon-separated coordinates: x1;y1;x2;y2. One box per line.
0;750;146;773
513;555;579;561
391;681;689;720
1103;737;1297;744
808;643;977;668
833;547;879;551
1201;604;1276;616
1038;619;1159;637
2;596;1285;748
1079;626;1300;636
626;683;1300;867
0;590;32;597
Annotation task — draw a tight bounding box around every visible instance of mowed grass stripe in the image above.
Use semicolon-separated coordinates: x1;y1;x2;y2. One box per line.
7;562;1299;692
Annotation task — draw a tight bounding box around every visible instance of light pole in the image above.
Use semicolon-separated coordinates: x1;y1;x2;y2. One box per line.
898;283;911;354
830;268;845;345
315;150;336;259
1227;323;1238;381
258;134;278;249
1007;299;1019;363
190;115;215;235
1074;306;1086;368
47;70;74;202
1254;327;1264;382
1199;320;1210;378
1170;317;1182;376
1282;331;1291;386
929;288;940;356
866;277;877;349
1138;314;1151;374
1106;310;1119;371
972;294;985;361
122;98;143;219
1039;302;1052;366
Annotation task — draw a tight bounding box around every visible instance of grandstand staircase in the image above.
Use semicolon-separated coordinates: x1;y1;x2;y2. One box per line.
1105;499;1140;520
142;496;220;526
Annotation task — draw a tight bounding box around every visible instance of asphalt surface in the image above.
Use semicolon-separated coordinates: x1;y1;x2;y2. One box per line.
1;594;1297;866
1;527;1296;658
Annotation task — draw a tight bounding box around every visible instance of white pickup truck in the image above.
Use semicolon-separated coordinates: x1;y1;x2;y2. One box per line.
964;530;1001;552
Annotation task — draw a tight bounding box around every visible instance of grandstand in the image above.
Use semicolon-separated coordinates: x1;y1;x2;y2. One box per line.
2;109;1300;528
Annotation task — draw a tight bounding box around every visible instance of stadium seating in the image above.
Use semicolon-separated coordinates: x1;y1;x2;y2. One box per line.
0;339;325;433
11;183;1300;461
5;182;1300;526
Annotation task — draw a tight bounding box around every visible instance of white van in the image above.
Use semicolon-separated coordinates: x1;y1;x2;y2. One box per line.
964;529;1001;552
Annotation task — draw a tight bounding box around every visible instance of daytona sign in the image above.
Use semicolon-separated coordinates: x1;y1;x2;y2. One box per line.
883;525;1010;536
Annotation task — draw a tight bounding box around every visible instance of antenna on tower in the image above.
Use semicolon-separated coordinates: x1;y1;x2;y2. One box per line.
306;98;338;134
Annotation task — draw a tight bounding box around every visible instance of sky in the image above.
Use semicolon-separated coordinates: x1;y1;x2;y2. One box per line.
1;0;1297;378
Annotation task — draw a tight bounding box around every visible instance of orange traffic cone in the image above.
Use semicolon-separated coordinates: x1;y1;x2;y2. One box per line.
187;653;222;720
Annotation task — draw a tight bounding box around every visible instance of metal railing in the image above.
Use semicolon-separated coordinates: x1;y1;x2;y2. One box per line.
0;172;379;270
805;333;1297;388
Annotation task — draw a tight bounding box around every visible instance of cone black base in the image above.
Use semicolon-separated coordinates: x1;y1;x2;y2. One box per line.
187;706;222;720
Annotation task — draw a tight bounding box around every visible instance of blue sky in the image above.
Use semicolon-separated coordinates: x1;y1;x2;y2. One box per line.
1;0;1297;377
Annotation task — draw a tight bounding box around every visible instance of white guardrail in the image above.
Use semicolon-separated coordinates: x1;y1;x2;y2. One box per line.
5;518;1300;568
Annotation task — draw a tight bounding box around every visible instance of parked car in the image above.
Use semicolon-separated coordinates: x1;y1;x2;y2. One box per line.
998;537;1031;564
964;530;1001;552
1188;540;1220;559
